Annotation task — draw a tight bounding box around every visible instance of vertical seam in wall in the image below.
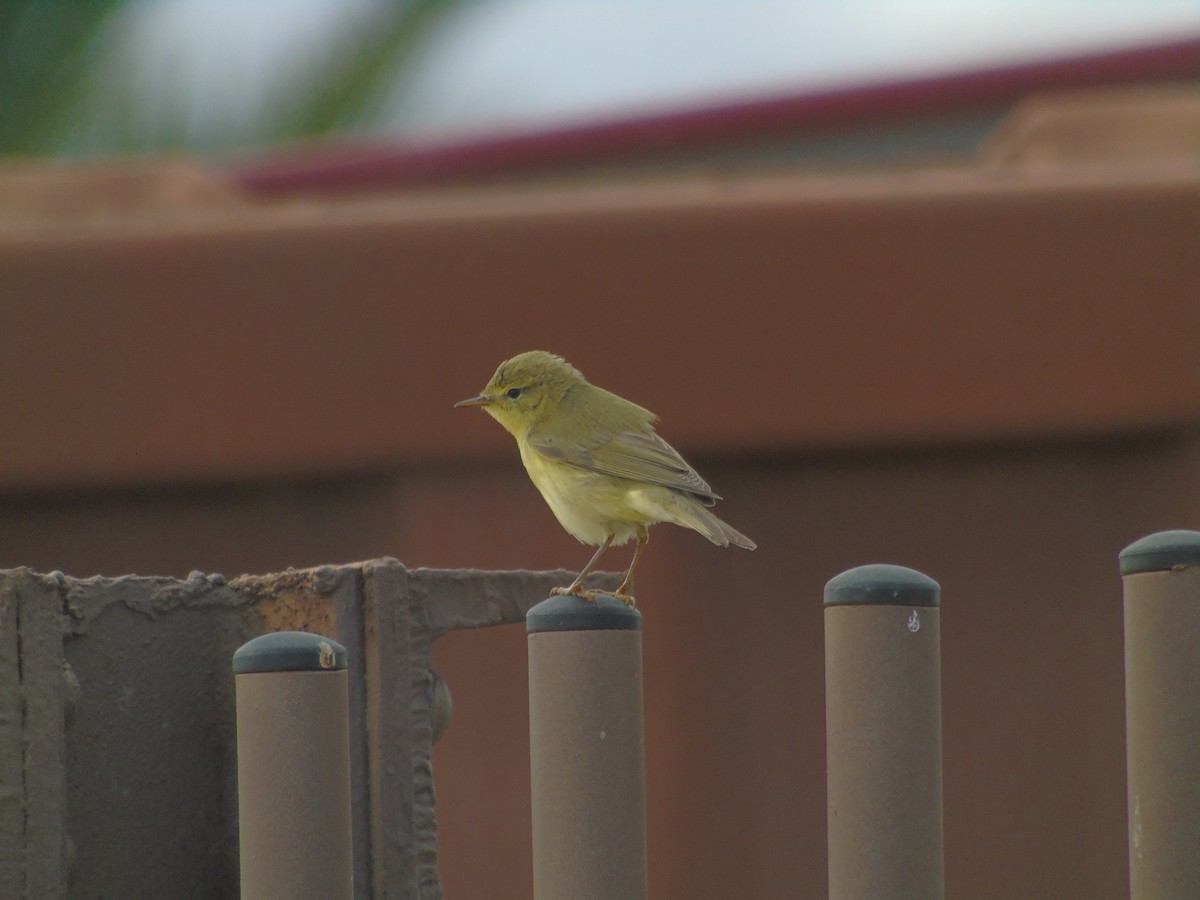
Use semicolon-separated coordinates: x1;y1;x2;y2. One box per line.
14;584;26;900
348;563;373;899
406;577;439;898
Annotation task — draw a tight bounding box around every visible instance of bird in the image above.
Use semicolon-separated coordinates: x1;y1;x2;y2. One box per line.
455;350;755;605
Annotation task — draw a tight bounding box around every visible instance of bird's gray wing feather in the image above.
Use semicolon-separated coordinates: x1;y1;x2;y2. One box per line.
528;428;719;504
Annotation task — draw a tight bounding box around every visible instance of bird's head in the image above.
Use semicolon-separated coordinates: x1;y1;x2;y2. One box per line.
455;350;585;436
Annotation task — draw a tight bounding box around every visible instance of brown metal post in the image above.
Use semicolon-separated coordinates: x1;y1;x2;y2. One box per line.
527;595;646;900
824;564;943;900
1119;530;1200;899
234;631;353;900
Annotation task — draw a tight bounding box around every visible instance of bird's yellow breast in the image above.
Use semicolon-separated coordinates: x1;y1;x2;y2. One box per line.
517;438;650;547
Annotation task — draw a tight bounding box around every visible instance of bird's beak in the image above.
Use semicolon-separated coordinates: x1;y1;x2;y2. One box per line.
454;394;493;408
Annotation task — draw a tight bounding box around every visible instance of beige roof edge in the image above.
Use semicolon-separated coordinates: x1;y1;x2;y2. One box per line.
1;82;1197;238
980;82;1200;168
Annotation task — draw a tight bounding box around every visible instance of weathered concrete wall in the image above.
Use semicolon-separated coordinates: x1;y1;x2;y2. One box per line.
0;562;583;899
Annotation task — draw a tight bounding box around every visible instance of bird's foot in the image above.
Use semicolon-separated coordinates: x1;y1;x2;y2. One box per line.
551;583;636;606
583;588;637;607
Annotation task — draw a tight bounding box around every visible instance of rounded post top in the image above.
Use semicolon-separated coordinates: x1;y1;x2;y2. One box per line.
824;563;940;608
527;594;642;633
1119;529;1200;576
233;630;347;674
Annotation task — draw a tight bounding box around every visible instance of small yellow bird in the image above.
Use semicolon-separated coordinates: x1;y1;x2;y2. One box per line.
455;351;755;604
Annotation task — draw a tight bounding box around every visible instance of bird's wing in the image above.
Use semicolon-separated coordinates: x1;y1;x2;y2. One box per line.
528;427;720;504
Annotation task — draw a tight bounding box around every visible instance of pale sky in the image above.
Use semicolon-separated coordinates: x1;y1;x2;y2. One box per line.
97;0;1200;145
382;1;1200;136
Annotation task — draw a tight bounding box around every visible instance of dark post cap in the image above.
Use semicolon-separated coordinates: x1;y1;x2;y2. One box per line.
824;563;940;608
233;631;347;674
527;594;642;633
1119;529;1200;576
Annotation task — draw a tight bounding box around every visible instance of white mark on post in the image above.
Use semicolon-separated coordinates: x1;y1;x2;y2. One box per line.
907;610;921;633
318;641;336;669
1132;796;1143;859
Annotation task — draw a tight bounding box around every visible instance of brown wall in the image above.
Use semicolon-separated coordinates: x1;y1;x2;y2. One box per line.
413;436;1200;899
3;86;1198;897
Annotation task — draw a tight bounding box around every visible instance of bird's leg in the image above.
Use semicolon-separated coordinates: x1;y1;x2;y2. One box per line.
551;535;613;599
592;526;648;606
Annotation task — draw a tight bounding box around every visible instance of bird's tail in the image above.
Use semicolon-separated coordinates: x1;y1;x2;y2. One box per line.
676;496;757;550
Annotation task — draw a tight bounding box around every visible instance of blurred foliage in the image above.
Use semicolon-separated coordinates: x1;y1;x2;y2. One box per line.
0;0;464;158
0;1;124;153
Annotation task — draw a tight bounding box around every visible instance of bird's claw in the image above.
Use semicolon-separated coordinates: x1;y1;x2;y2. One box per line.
550;584;636;606
583;588;637;607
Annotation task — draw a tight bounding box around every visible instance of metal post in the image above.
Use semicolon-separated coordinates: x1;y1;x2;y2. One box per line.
824;564;943;900
234;631;353;900
527;595;647;900
1119;530;1200;899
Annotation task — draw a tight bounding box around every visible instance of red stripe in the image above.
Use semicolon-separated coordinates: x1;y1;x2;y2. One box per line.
230;37;1200;194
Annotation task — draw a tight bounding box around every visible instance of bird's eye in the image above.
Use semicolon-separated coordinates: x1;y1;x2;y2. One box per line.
506;387;522;399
